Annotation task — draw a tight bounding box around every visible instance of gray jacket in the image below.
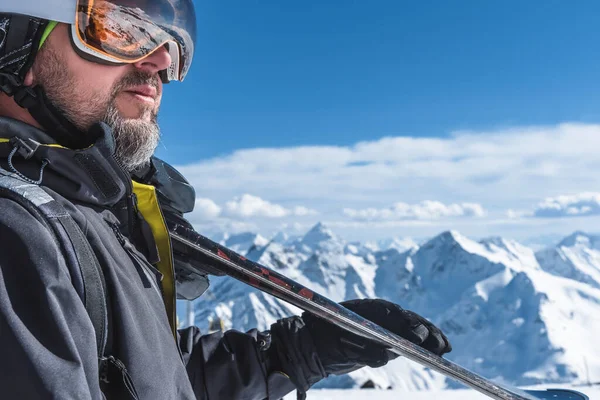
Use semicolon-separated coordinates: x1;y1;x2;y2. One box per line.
0;118;300;399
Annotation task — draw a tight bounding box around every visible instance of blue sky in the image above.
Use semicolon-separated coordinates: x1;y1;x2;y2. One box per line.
156;1;600;244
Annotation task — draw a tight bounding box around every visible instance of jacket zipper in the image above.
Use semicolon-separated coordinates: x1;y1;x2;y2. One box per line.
107;149;137;243
109;222;164;300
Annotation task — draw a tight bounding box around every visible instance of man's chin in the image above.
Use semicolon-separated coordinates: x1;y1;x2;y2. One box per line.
115;96;158;121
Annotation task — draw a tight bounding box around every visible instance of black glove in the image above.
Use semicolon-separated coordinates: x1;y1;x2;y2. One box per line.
268;298;451;393
304;298;452;375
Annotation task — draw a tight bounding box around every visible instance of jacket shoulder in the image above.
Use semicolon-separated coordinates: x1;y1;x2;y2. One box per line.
0;195;54;238
0;196;69;274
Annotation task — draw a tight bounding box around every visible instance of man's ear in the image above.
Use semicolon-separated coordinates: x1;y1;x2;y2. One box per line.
23;69;34;86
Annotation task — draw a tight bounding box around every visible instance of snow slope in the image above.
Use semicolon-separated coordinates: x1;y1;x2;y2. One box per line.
185;224;600;391
284;387;600;400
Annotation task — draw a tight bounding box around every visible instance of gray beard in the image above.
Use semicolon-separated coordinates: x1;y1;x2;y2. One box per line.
102;104;160;174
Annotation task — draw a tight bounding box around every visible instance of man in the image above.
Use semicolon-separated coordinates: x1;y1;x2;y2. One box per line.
0;1;451;399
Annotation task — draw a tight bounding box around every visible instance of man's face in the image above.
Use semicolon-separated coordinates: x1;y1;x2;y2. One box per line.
28;23;171;172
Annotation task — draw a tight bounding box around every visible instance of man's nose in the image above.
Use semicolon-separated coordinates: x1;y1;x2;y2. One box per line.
133;44;172;75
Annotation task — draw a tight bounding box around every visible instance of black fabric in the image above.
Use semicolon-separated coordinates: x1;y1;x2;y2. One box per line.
4;14;29;55
179;326;296;400
54;211;109;359
0;119;126;208
0;14;43;78
302;298;452;376
74;152;122;199
269;316;327;393
0;116;299;399
0;15;46;114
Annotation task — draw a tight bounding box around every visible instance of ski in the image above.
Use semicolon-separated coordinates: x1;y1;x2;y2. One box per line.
167;222;589;400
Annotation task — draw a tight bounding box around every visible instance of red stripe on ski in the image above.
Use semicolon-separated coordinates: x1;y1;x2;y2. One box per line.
268;275;291;289
299;288;314;300
217;249;230;260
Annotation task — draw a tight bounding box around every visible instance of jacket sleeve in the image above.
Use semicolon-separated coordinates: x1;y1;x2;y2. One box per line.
0;199;103;399
178;325;298;400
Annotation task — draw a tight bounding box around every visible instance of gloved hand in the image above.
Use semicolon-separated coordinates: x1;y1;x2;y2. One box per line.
268;298;451;393
303;298;452;375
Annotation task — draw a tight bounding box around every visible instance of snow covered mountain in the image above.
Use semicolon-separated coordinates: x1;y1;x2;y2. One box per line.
391;231;600;387
377;237;419;253
217;231;269;255
535;231;600;289
185;224;600;391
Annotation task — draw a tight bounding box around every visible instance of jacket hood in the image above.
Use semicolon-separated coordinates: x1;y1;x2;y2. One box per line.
0;117;128;207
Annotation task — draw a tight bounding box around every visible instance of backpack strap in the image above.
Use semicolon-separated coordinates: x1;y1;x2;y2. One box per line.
55;207;110;358
0;168;108;359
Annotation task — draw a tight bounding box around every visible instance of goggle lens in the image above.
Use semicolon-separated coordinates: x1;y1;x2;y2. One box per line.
74;0;196;81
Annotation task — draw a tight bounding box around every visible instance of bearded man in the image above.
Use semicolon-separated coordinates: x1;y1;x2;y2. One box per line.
0;2;451;399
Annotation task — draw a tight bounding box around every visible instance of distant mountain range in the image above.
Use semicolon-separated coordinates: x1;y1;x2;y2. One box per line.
184;224;600;390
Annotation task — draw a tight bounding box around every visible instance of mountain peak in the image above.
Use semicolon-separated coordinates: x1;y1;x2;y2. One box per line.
425;230;469;248
311;221;331;232
557;231;599;249
301;222;335;243
441;229;461;239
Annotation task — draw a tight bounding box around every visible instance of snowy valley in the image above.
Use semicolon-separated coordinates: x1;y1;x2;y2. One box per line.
180;224;600;393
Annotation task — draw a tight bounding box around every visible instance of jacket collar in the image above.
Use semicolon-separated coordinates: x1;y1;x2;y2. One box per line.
0;117;128;207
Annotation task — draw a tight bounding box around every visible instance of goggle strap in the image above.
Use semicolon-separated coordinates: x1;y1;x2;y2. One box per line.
165;41;181;82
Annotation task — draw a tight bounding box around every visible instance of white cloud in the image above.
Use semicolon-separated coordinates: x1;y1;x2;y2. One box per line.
293;206;319;216
222;194;318;219
343;200;485;221
193;220;260;239
532;192;600;218
191;198;222;220
173;123;600;240
177;123;600;206
224;194;289;218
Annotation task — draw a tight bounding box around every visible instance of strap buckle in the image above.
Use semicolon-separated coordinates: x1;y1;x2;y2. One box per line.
0;72;38;108
9;137;40;160
13;86;38;108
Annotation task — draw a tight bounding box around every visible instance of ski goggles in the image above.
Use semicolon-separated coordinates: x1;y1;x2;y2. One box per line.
70;0;196;82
